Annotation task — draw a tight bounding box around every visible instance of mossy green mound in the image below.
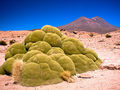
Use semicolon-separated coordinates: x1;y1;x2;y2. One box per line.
50;54;76;75
23;50;43;62
5;51;12;60
2;57;16;74
69;54;98;73
27;54;64;73
95;59;103;67
25;42;33;50
5;43;27;60
84;48;98;60
21;62;63;86
62;38;85;55
0;65;5;75
43;33;62;47
41;25;62;37
13;54;24;60
29;41;51;53
2;25;102;86
24;30;45;44
61;35;68;41
47;47;64;55
85;53;97;62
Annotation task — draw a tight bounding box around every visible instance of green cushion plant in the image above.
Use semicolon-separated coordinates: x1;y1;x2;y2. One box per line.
24;30;46;44
41;25;62;37
43;33;62;47
47;47;65;55
5;43;27;60
61;38;85;55
1;25;102;86
29;41;51;53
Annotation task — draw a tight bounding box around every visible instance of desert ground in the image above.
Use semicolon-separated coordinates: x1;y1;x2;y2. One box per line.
0;30;120;90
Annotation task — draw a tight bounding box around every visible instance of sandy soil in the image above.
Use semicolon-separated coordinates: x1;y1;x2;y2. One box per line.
0;30;120;90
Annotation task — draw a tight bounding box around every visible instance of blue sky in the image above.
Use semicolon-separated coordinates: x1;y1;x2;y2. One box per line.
0;0;120;31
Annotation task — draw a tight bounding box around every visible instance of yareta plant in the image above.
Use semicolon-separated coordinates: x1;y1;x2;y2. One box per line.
0;25;102;86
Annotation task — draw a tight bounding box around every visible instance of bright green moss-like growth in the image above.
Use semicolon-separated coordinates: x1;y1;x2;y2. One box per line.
95;59;102;67
85;53;97;62
20;62;63;86
47;47;64;55
61;35;68;41
23;50;43;62
62;38;85;55
0;65;5;75
41;25;62;37
3;54;24;74
2;57;16;74
24;30;46;44
29;41;51;53
43;33;62;47
25;42;33;50
27;54;64;73
84;48;98;59
69;54;98;73
50;54;76;75
1;25;102;86
13;54;24;60
5;51;12;60
5;43;27;60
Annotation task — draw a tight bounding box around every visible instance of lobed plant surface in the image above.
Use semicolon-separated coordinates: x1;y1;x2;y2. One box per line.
0;25;102;86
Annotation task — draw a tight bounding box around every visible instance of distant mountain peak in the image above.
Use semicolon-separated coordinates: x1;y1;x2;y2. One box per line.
92;16;105;22
79;16;87;19
92;16;102;19
58;16;120;33
77;16;90;20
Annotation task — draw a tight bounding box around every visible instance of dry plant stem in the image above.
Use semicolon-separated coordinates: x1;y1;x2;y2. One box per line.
12;60;23;83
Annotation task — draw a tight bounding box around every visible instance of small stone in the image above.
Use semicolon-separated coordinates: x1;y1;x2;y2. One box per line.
107;64;116;70
5;82;9;86
73;31;77;34
13;81;18;84
116;65;120;70
78;73;93;79
98;39;104;42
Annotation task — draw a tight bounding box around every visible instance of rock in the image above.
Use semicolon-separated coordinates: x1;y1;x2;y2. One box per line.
78;73;93;79
5;82;9;86
100;64;120;70
60;29;66;31
98;39;104;42
13;81;18;84
73;31;77;34
107;64;117;70
116;65;120;70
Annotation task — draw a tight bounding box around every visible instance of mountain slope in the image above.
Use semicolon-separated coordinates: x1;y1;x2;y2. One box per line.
58;16;120;33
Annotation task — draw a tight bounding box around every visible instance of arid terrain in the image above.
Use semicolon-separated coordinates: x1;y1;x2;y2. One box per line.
0;30;120;90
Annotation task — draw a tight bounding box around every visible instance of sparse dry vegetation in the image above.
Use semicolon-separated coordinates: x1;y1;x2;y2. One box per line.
61;71;71;83
60;29;66;31
0;40;7;46
73;31;77;34
89;33;94;37
12;60;23;83
105;34;112;38
9;39;16;45
115;42;120;46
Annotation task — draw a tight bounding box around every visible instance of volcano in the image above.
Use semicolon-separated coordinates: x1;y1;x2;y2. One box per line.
58;16;120;33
